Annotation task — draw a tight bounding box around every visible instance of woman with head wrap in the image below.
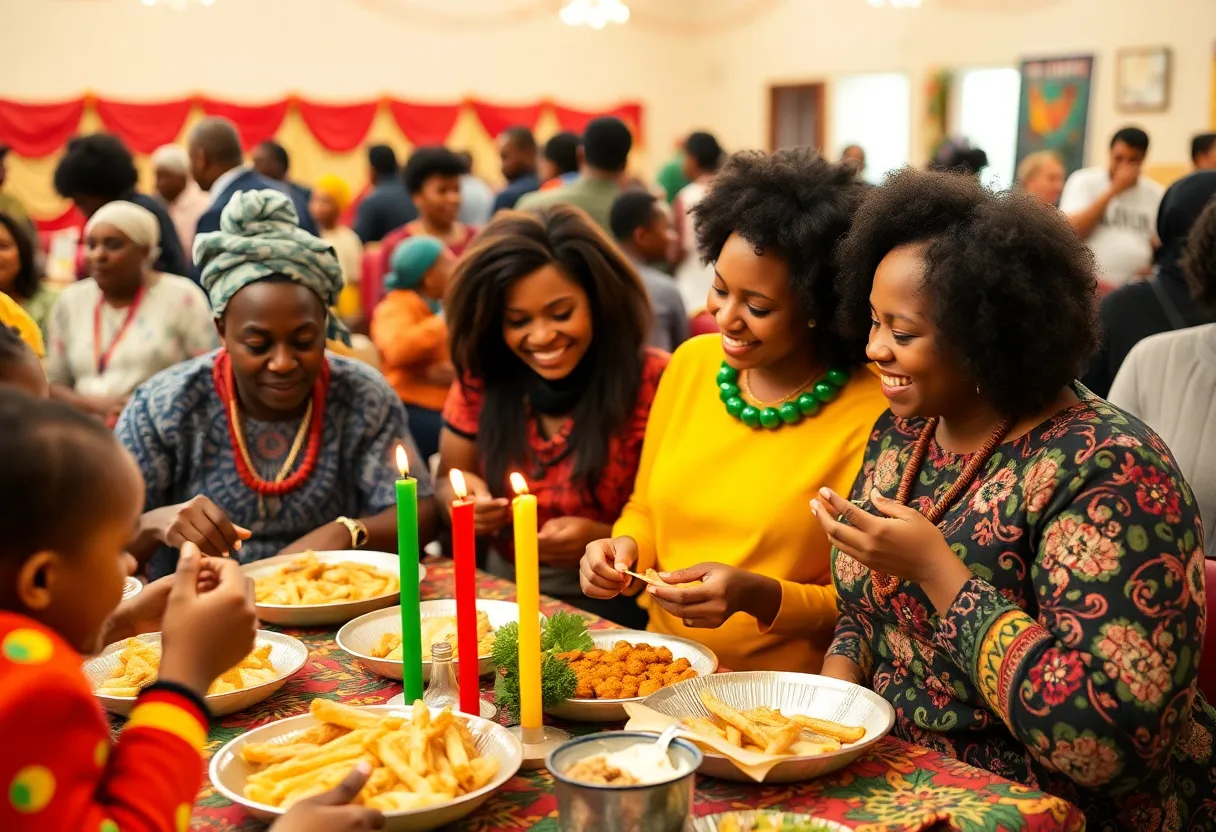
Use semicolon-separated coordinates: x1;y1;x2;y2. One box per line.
310;174;364;324
117;190;436;579
1082;170;1216;396
369;236;456;461
46;201;216;425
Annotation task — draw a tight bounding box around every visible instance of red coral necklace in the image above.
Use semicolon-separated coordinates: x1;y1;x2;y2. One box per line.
211;350;329;504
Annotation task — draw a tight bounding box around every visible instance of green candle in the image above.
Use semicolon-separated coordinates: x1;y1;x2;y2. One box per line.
395;445;424;701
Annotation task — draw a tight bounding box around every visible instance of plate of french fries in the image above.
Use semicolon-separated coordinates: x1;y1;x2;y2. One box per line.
633;671;894;783
83;630;308;717
545;629;718;723
337;600;532;681
243;550;421;627
209;699;522;832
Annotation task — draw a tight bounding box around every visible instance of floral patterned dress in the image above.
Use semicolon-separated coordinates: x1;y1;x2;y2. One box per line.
829;392;1216;831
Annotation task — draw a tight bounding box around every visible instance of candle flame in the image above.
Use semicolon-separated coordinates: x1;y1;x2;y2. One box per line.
509;472;529;496
449;468;468;500
395;445;409;477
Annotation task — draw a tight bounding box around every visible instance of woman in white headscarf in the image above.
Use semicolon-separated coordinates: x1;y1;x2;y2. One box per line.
46;201;217;425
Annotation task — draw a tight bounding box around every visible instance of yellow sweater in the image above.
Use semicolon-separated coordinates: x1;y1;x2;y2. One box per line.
613;335;888;673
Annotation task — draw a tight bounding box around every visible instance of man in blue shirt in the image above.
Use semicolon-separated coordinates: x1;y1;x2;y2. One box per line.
352;145;418;243
492;126;541;214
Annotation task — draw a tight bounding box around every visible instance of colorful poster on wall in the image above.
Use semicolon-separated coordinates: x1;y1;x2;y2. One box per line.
1015;54;1094;176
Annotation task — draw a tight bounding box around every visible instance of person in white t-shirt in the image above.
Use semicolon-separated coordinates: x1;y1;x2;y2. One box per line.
1059;126;1163;289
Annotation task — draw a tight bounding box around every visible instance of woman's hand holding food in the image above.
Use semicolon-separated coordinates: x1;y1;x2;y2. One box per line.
158;543;257;699
144;494;252;558
646;563;782;628
579;536;639;598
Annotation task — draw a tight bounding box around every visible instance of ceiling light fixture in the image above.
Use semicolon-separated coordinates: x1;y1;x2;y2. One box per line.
560;0;630;29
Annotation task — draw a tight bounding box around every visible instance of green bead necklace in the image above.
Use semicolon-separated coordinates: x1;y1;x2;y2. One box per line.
716;361;850;430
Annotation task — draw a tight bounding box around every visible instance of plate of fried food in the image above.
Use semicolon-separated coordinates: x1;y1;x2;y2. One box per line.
337;600;530;682
690;811;851;832
631;671;893;783
244;550;419;627
544;629;718;723
84;631;308;717
209;698;522;832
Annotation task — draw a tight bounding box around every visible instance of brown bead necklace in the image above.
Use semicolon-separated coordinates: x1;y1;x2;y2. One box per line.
870;415;1012;604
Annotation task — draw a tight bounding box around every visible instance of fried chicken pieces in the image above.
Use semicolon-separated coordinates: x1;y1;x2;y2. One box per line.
555;640;699;700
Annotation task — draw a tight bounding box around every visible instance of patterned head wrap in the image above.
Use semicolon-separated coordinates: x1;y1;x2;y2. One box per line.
85;200;161;266
195;189;350;345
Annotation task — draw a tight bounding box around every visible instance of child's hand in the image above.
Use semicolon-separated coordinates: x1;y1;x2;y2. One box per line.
269;762;385;831
158;543;257;698
104;556;227;643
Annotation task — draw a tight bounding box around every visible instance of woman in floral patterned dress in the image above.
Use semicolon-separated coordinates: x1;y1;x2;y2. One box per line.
814;169;1215;830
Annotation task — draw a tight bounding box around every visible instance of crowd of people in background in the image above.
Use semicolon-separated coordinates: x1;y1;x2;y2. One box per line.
1;107;1216;830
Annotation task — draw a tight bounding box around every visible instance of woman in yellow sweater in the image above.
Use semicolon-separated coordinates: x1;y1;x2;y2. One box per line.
580;149;888;672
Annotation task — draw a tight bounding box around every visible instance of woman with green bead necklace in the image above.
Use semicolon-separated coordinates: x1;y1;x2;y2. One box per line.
580;149;889;673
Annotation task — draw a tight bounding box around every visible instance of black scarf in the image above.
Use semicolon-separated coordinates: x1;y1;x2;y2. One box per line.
522;354;593;416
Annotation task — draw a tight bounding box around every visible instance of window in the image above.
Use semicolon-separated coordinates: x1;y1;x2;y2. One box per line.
952;67;1021;190
830;73;911;185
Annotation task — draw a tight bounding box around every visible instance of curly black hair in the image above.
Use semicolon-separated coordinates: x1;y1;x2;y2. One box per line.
402;147;466;195
52;134;138;199
0;213;42;300
835;167;1099;419
1182;199;1216;317
691;147;866;367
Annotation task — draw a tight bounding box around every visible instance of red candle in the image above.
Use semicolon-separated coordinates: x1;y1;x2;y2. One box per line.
448;469;480;716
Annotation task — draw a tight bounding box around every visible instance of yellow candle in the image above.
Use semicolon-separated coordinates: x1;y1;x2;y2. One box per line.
510;472;543;739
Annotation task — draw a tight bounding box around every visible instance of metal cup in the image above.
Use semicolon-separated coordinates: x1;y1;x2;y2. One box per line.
548;731;702;832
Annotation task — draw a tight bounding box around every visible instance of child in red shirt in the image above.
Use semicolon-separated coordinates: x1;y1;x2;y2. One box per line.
0;389;383;832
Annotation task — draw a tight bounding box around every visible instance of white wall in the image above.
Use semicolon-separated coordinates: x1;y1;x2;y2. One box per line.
684;0;1214;172
0;0;696;165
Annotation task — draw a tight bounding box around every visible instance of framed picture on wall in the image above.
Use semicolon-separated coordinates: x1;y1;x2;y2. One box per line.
1116;46;1171;113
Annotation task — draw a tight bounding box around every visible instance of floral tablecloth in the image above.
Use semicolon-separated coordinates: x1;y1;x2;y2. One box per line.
135;560;1085;831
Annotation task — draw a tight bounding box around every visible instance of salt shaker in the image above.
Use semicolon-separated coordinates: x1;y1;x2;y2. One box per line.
423;641;460;709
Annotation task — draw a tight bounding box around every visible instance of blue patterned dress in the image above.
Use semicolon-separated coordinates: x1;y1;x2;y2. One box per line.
117;350;433;579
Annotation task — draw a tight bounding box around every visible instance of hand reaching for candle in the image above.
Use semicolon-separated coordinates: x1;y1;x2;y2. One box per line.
144;494;252;558
455;471;510;535
646;563;781;629
538;516;609;568
580;535;638;598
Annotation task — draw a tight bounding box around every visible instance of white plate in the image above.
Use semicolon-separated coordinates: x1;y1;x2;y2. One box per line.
545;629;718;723
209;703;522;832
242;550;425;627
122;576;143;600
337;599;534;681
641;671;894;783
84;630;308;717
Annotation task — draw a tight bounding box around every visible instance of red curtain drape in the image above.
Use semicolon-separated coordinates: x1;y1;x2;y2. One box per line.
94;98;194;154
387;101;462;147
297;99;379;152
469;100;542;140
553;102;643;142
198;98;289;149
0;98;85;157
